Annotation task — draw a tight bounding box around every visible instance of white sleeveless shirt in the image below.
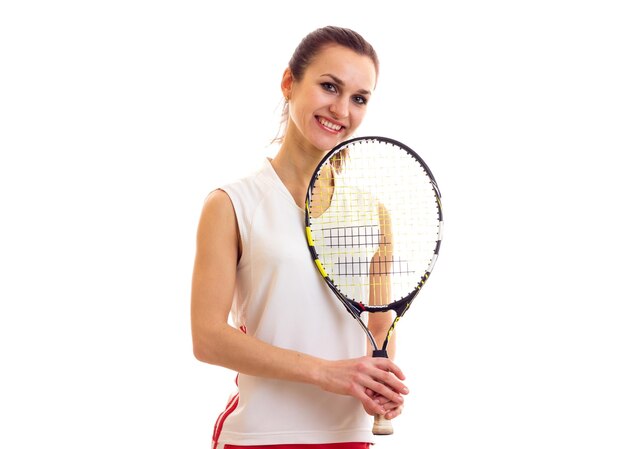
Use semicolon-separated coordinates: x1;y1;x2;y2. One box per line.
213;158;374;446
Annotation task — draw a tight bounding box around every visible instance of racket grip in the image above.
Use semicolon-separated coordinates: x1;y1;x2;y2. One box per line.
373;414;394;435
371;348;394;435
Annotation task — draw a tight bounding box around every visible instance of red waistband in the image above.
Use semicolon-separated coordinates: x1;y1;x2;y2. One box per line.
224;443;370;449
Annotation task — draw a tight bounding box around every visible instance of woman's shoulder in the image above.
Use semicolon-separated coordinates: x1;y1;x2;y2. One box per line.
199;189;236;228
219;158;275;202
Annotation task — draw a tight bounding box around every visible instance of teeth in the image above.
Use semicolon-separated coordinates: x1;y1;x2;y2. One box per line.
319;118;342;131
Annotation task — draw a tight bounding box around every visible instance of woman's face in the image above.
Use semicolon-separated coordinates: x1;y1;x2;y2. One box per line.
282;44;377;153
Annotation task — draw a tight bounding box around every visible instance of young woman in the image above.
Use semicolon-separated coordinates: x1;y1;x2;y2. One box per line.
191;26;407;449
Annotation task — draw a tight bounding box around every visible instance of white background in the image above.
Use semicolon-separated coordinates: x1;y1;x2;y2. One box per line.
1;1;625;448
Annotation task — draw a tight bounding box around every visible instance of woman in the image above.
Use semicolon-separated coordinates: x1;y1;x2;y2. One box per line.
191;26;407;449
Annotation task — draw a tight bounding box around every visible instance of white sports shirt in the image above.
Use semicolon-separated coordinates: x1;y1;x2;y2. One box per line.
212;158;374;446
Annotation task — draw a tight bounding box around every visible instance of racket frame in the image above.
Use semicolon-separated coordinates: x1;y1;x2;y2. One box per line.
304;136;443;356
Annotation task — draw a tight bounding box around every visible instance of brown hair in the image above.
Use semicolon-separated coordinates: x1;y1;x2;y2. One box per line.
273;26;379;144
288;26;379;82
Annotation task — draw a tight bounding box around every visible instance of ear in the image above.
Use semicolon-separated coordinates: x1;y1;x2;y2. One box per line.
281;67;293;100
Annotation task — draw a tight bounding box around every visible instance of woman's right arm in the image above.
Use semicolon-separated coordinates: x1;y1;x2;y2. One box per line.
190;190;408;415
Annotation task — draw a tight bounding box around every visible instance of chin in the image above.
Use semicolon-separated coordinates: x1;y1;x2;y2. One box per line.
323;134;348;151
307;127;351;152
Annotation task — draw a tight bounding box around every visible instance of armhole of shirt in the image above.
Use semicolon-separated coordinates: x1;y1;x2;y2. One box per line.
216;187;246;265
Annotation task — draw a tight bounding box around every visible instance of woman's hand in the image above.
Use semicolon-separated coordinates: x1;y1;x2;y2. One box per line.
317;356;408;416
365;387;404;419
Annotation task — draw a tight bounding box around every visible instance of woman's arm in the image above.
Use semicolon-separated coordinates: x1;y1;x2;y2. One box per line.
190;190;408;415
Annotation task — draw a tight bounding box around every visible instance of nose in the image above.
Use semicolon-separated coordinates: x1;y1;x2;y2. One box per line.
330;96;349;119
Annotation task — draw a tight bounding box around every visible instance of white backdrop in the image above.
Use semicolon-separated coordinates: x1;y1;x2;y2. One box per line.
1;1;625;448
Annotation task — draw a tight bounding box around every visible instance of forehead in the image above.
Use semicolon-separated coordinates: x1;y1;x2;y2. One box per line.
304;44;377;91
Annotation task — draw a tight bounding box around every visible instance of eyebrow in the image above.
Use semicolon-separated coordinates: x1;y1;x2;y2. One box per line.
321;73;371;96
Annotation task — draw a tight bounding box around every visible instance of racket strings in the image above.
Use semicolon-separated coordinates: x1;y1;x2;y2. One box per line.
332;255;413;277
308;139;441;307
323;225;383;248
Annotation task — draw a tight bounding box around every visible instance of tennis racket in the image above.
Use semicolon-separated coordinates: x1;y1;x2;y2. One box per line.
304;136;443;435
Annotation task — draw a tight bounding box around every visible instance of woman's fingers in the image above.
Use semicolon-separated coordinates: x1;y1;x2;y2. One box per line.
383;403;404;419
370;392;405;419
363;364;408;402
319;356;408;414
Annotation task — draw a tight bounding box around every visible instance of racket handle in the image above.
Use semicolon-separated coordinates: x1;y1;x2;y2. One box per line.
373;414;394;435
371;348;394;435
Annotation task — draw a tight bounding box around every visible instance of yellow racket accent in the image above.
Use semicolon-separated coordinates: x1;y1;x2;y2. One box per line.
305;226;315;247
385;315;402;341
314;259;328;278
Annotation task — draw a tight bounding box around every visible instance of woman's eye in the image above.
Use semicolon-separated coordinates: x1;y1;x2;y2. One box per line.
353;95;368;105
321;82;337;93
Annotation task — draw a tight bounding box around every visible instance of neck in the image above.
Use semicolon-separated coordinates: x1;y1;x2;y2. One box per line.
271;139;327;208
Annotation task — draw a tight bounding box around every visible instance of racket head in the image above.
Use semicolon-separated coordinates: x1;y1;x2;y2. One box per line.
305;136;443;316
